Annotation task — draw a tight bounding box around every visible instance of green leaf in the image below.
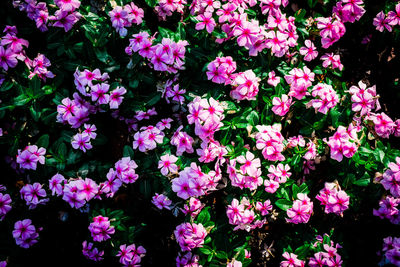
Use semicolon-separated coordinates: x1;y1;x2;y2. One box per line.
37;134;50;148
123;145;135;158
275;199;292;211
197;207;211;224
353;173;370;186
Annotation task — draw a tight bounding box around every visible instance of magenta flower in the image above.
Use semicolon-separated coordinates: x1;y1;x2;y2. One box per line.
50;10;81;32
373;11;392;32
54;0;81;12
299;40;318;61
91;83;110;105
152;193;172;210
195;12;216;33
0;46;18;71
158;154;178;176
49;173;65;196
109;86;127;109
89;215;115;242
82;241;104;261
1;34;29;52
13;219;40;248
0;193;11;220
83;124;97;139
272;94;292;116
281;252;303;267
71;133;92;152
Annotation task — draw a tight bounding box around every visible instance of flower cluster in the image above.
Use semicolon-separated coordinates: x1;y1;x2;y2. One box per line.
188;96;225;142
82;240;104;262
285;66;314;100
108;2;144;37
62;177;98;209
348;80;380;116
254;124;285;161
315;16;346;49
172;164;210;199
28;53;54;81
13;219;40;248
324;125;359;162
286;193;313;224
0;27;28;71
133;125;165;152
205;57;260;101
171;127;195;156
116;243;146;266
227;151;262;191
379;236;400;266
155;0;186;20
206;56;236;84
89;215;115;242
182;197;204;218
373;157;400;224
126;32;188;73
309;234;343;266
316;182;350;216
373;3;400;32
333;0;365;23
226;198;266;232
71;124;97;152
174;222;207;251
176;252;200;267
20;182;48;209
321;53;343;71
13;0;82;32
307;83;339;115
16;145;46;170
264;163;291;193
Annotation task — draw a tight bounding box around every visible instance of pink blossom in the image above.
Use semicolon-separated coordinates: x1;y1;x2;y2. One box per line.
299;40;318;61
158;154;178;176
272;94;292;116
195;12;216;33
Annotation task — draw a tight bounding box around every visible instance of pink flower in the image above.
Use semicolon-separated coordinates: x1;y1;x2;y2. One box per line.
158;154;178;176
0;193;12;220
0;46;18;71
373;11;392;32
50;10;81;32
49;173;65;196
91;83;110;105
152;193;172;210
299;40;318;61
272;94;292;116
195;12;216;33
281;252;303;267
54;0;81;12
267;71;280;87
109;86;126;109
71;133;92;152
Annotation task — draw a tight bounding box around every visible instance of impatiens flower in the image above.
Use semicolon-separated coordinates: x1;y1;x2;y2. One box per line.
16;145;46;170
91;83;110;105
158;154;178;176
117;243;146;265
299;40;318;61
71;133;92;152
